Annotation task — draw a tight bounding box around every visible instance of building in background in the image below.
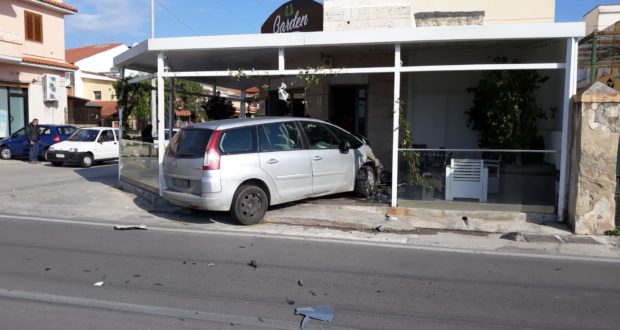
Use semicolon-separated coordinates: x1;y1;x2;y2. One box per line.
0;0;78;138
65;43;130;125
584;4;620;35
578;5;620;92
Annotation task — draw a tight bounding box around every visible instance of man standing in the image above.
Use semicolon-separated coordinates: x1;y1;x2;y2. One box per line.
26;118;39;164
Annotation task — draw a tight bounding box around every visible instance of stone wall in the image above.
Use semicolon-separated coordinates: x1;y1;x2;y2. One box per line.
569;82;620;234
414;11;485;27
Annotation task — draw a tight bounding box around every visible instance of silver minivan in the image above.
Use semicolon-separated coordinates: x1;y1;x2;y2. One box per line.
162;117;382;225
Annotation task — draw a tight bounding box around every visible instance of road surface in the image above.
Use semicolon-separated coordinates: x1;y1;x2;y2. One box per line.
0;216;619;329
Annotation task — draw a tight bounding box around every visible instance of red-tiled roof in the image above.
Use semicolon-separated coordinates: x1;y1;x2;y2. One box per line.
66;43;124;64
90;101;118;118
35;0;78;13
22;56;79;70
175;110;192;116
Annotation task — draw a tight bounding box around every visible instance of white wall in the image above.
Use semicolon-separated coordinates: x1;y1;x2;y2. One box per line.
28;78;68;125
74;45;129;73
584;5;620;35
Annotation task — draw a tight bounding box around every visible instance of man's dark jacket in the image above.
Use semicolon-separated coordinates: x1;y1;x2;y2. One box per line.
26;123;39;143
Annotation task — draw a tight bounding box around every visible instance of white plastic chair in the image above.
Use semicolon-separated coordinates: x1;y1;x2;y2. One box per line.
445;159;488;202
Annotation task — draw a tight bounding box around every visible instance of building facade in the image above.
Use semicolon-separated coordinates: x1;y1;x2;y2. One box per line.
584;4;620;35
0;0;77;138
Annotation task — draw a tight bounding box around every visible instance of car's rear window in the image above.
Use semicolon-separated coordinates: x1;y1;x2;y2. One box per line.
167;128;213;159
58;126;77;136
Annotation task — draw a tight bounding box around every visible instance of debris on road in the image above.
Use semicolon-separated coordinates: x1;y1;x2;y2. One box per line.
294;305;334;330
44;267;50;271
93;281;104;287
372;225;383;234
248;260;258;269
114;224;148;231
208;263;215;267
286;298;295;305
297;280;304;287
500;232;526;242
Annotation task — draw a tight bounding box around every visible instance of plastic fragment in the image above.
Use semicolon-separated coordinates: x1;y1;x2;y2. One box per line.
294;305;335;330
93;281;104;287
114;224;148;230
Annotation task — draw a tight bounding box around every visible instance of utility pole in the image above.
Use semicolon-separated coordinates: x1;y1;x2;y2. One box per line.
150;0;155;38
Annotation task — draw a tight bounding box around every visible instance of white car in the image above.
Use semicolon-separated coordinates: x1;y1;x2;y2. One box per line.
47;127;120;167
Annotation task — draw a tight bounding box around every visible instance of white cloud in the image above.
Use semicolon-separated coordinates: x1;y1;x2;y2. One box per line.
65;0;148;36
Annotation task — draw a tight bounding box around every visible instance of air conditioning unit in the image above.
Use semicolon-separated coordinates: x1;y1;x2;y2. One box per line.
64;72;74;88
43;74;59;101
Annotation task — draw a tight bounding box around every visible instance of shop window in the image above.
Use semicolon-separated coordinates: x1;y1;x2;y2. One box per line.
25;11;43;43
93;91;102;100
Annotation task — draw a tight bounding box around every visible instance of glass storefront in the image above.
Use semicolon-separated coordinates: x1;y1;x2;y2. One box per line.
0;86;28;139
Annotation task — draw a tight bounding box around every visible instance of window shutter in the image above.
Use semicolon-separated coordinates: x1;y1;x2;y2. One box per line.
34;15;42;42
25;12;34;41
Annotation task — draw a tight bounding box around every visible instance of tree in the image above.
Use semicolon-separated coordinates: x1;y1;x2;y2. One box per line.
113;78;151;130
202;93;236;120
466;58;554;149
167;79;205;116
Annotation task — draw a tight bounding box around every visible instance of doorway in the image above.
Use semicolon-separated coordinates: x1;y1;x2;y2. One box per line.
268;89;305;117
329;85;367;136
0;86;28;139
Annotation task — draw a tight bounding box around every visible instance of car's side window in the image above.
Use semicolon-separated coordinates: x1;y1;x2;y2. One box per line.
218;126;257;155
38;127;51;136
262;122;302;151
326;124;363;149
98;130;115;142
301;121;339;149
13;128;25;137
113;130;120;141
257;125;271;152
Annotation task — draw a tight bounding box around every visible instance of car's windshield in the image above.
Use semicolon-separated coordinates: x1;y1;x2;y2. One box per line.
68;129;99;142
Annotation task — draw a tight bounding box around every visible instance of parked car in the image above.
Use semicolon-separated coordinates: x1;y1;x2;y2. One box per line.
0;125;77;161
47;127;120;167
162;117;383;225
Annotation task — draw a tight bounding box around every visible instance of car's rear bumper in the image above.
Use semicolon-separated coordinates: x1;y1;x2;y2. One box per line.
162;190;232;211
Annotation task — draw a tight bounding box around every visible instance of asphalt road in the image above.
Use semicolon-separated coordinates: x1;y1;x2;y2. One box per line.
0;217;619;330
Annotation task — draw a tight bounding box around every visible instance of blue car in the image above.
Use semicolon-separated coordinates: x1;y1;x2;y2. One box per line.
0;124;78;160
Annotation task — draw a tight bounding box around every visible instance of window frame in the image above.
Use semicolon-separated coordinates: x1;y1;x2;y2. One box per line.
217;126;258;155
93;91;102;100
300;121;341;150
24;11;43;43
260;121;304;152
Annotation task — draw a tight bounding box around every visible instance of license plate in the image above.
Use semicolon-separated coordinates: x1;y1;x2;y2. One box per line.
56;154;65;158
173;178;189;188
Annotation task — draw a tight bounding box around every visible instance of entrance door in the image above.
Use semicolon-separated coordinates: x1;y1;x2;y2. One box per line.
0;87;28;138
329;86;367;136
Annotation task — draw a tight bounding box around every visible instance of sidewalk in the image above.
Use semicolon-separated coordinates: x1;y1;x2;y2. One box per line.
1;160;619;260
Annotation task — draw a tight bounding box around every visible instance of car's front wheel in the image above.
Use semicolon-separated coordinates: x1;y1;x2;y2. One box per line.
80;153;94;168
230;184;268;225
0;146;11;160
355;165;377;198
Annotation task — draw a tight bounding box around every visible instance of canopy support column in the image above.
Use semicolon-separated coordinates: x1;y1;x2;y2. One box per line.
157;52;166;196
391;44;402;208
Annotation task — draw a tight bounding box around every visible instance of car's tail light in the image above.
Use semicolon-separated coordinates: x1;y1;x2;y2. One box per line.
52;135;60;143
203;130;222;171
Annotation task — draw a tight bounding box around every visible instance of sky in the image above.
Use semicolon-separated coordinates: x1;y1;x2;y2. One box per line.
65;0;617;49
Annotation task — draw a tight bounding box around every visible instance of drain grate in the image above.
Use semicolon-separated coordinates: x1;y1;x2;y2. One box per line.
523;234;561;243
562;236;601;245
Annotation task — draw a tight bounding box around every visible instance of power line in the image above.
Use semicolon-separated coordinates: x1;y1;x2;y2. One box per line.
156;0;199;35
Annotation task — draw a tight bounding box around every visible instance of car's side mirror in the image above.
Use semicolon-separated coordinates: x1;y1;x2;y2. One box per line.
339;141;351;154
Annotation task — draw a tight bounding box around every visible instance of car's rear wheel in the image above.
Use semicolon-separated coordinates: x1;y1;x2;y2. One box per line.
51;161;63;167
230;185;268;225
42;149;49;162
355;165;377;198
0;146;11;160
80;153;94;168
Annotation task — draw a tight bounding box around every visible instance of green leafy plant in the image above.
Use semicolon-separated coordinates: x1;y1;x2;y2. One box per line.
113;78;152;131
398;101;422;186
605;227;620;236
202;93;235;120
466;57;554;149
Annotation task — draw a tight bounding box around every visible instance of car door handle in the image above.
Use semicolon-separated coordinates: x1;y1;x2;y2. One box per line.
267;159;279;164
313;156;323;161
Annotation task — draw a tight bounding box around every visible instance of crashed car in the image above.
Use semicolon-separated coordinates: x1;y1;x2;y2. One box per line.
162;117;382;225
